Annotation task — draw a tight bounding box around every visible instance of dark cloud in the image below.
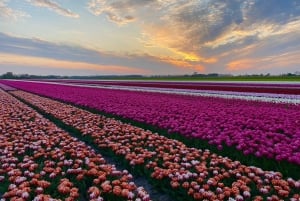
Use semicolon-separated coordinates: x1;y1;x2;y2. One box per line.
169;1;244;47
243;0;300;24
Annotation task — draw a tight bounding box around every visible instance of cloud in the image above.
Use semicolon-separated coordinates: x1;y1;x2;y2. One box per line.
28;0;80;18
87;0;154;25
105;12;135;25
89;1;300;54
88;1;237;61
165;1;244;47
0;53;148;74
203;18;300;50
241;0;300;24
0;0;30;20
226;50;300;72
0;32;204;75
159;57;205;73
226;59;258;71
154;1;300;52
86;0;300;73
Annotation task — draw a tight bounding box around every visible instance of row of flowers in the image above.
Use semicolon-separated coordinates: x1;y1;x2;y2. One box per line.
74;83;300;104
0;83;16;91
3;80;300;166
27;80;300;104
11;90;300;201
5;80;300;104
0;89;151;201
34;80;300;95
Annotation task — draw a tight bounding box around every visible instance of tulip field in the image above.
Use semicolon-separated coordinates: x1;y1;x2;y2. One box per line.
0;88;151;201
0;80;300;201
31;80;300;95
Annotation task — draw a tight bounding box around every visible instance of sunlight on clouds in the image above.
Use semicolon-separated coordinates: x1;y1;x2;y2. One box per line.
226;59;256;71
87;0;140;25
173;50;217;63
219;43;259;58
88;0;217;65
139;27;217;64
204;29;253;49
138;30;214;72
86;0;300;74
272;18;300;35
204;18;300;49
159;57;205;72
0;53;148;74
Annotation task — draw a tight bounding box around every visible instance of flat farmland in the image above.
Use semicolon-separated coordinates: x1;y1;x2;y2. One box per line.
0;80;300;201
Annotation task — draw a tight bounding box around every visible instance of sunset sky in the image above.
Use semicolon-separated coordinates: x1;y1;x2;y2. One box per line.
1;0;300;76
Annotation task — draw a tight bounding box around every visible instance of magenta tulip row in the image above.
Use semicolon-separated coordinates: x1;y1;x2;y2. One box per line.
2;80;300;165
0;83;16;91
37;79;300;95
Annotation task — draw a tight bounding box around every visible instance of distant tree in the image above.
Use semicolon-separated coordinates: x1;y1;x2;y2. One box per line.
287;73;296;76
1;72;15;79
207;73;219;77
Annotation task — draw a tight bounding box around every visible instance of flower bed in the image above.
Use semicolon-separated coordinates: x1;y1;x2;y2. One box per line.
26;80;300;104
3;80;300;167
11;90;300;201
38;80;300;95
0;89;151;201
0;83;16;91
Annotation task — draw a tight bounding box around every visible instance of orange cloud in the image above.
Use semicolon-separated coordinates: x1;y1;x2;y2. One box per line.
140;25;217;64
226;59;256;71
0;53;148;74
172;50;217;64
159;57;205;72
